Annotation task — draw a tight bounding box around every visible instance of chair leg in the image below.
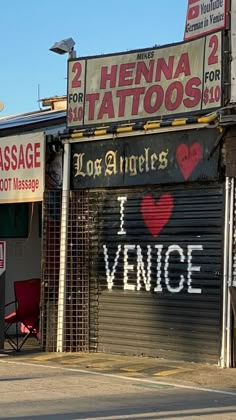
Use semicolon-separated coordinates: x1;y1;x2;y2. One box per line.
4;321;40;351
5;333;19;351
16;322;19;351
17;331;35;351
18;321;40;350
4;323;18;351
5;322;26;351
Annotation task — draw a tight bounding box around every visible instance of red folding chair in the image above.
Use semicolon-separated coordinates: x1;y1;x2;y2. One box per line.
4;278;41;351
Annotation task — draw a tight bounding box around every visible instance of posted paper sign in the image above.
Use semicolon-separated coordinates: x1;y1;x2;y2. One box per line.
184;0;226;40
0;242;6;275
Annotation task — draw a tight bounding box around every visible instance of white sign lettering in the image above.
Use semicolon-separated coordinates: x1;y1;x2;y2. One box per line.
184;0;226;40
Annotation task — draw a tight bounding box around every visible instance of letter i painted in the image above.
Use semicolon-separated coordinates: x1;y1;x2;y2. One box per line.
117;196;127;235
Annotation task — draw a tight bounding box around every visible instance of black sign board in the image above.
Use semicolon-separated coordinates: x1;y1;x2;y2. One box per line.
71;128;220;189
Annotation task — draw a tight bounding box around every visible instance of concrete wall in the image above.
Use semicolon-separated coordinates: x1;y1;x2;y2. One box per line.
2;202;41;307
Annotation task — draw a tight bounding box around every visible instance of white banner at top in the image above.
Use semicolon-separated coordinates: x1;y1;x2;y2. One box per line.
184;0;226;40
0;132;45;203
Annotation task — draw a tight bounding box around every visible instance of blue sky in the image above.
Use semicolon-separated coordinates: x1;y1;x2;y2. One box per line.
0;0;188;116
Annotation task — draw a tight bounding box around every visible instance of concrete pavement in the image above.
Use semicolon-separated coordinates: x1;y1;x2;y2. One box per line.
1;340;236;392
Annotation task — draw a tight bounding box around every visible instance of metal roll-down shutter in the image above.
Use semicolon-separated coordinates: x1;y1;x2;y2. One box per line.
89;183;224;363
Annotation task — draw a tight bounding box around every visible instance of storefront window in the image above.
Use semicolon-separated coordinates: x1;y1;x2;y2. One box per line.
0;203;28;238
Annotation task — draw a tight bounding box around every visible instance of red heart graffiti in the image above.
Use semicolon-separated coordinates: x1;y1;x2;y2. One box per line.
141;194;174;238
176;143;203;180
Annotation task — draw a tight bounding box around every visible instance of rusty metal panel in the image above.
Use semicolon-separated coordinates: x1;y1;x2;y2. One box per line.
89;183;224;363
225;128;236;177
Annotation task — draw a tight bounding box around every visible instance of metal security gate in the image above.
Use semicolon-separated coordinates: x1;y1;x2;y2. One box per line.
41;190;90;352
64;191;90;351
41;190;62;351
89;183;224;363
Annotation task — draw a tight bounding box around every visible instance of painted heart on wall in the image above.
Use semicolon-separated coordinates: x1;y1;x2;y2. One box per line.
176;142;203;180
141;194;174;238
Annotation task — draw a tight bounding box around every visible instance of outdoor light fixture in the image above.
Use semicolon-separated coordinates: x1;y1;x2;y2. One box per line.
49;37;76;58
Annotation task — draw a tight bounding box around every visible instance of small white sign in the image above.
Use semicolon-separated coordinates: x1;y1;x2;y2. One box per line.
0;241;6;276
184;0;226;40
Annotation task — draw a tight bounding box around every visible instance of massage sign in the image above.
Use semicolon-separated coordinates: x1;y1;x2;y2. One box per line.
67;32;222;127
71;128;220;294
0;132;45;203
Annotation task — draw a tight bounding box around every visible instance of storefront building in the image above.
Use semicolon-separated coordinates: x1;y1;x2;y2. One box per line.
3;1;236;367
41;118;235;366
38;3;236;366
71;124;225;364
0;104;66;329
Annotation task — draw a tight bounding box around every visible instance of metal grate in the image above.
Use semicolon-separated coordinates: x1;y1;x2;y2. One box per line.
88;183;224;363
41;190;62;351
64;191;90;352
41;190;90;352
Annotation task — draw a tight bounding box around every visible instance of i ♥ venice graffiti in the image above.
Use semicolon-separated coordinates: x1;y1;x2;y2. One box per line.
103;194;201;294
93;185;223;296
71;128;220;189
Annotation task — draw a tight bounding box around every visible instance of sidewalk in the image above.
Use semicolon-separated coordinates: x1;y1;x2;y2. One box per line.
1;340;236;391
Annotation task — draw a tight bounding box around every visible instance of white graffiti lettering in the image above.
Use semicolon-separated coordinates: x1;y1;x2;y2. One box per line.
137;245;152;291
124;245;136;290
117;196;127;235
103;244;121;290
103;243;203;294
187;245;203;294
154;245;163;292
164;245;185;293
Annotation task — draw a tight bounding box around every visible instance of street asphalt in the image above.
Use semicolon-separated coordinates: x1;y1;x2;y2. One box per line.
1;347;236;420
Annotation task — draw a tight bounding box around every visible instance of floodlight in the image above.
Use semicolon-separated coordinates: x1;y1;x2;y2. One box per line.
49;38;76;58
